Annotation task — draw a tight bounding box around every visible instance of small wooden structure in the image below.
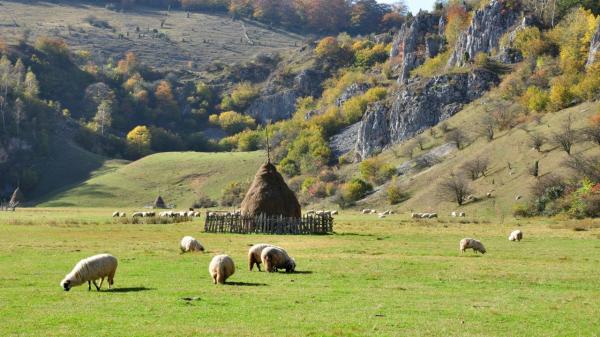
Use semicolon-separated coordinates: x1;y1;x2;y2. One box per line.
204;212;333;235
153;195;166;209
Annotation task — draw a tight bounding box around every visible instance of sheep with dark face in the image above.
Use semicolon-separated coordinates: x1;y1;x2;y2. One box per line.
180;236;204;252
508;230;523;242
209;255;235;284
248;243;281;271
261;246;296;273
60;254;118;291
459;238;486;254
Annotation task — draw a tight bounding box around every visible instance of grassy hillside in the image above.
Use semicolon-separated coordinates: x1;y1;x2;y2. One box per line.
37;151;265;208
0;209;599;336
328;100;600;220
0;0;302;72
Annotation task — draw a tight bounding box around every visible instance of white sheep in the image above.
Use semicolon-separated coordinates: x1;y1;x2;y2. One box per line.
209;255;235;284
112;211;120;217
180;236;204;252
451;211;457;217
60;254;118;291
411;213;420;218
459;238;486;254
331;210;338;215
362;209;371;214
120;212;126;218
508;230;523;242
247;243;281;271
132;212;144;218
261;246;296;273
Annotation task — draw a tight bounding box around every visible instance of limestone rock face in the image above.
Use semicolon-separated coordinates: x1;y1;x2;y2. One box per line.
587;21;600;68
447;0;521;68
389;12;443;83
355;70;499;160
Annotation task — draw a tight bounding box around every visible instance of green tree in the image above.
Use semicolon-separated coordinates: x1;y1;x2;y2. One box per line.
126;125;151;157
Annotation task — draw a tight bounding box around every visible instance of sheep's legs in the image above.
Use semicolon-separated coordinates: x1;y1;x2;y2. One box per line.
98;277;105;290
88;281;92;291
92;280;100;291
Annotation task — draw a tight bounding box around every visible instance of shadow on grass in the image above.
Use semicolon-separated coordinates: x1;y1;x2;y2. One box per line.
292;270;313;274
335;232;375;237
226;282;267;286
106;287;154;293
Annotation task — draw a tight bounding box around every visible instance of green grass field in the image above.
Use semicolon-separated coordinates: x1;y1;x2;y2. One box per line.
0;208;599;336
36;151;265;208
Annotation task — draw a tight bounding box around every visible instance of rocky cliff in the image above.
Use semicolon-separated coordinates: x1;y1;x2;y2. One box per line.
447;0;521;68
245;68;324;123
587;21;600;68
355;69;499;160
389;12;443;83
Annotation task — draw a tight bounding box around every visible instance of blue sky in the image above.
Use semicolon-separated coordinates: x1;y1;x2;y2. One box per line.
377;0;437;14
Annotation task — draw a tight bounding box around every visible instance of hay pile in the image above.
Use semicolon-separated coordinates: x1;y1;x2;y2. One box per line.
154;195;166;209
240;162;301;218
9;187;23;205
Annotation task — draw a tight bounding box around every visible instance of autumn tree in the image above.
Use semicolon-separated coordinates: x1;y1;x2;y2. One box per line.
350;0;389;34
23;69;39;98
300;0;350;33
127;125;152;157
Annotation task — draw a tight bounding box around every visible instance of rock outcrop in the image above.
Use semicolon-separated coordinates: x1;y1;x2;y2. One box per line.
587;21;600;68
355;69;499;160
335;83;371;107
447;0;521;68
245;90;298;123
246;68;325;123
390;12;443;83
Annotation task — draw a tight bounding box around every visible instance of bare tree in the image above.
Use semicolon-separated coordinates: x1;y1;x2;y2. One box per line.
445;129;468;149
528;160;539;177
563;154;600;182
551;116;576;155
582;124;600;145
438;173;472;206
415;134;426;150
479;114;496;141
529;132;545;152
94;100;112;136
461;157;490;180
414;154;440;170
402;143;415;159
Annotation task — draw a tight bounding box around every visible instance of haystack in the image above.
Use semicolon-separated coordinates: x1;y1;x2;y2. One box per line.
153;195;166;209
240;162;301;218
9;187;24;205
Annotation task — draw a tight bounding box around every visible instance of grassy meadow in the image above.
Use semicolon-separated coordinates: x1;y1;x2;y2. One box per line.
0;208;599;336
36;151;265;208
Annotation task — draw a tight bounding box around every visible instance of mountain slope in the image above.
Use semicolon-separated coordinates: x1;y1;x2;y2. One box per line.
347;100;600;220
37;150;265;207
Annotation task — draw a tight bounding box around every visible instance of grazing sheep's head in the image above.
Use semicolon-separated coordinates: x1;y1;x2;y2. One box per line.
61;279;72;291
286;258;296;273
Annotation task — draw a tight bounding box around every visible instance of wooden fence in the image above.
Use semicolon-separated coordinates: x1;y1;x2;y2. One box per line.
204;213;333;235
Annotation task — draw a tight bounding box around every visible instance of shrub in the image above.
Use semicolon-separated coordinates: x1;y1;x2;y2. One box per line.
359;158;397;185
237;131;262;151
342;178;372;201
386;179;408;205
411;51;451;78
513;26;546;59
210;111;256;134
192;194;217;208
278;158;300;177
221;181;249;206
34;37;69;59
354;44;387;68
521;86;549;113
221;82;260;111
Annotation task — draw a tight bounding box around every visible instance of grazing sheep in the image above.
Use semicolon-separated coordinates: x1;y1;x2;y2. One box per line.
209;255;235;284
112;211;120;217
459;238;486;254
132;212;144;218
370;210;378;214
120;212;126;218
247;243;282;271
362;209;371;214
261;246;296;273
508;230;523;242
331;210;338;215
428;213;438;218
515;195;522;200
451;211;457;217
180;236;204;252
459;212;466;217
60;254;118;291
411;213;420;218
